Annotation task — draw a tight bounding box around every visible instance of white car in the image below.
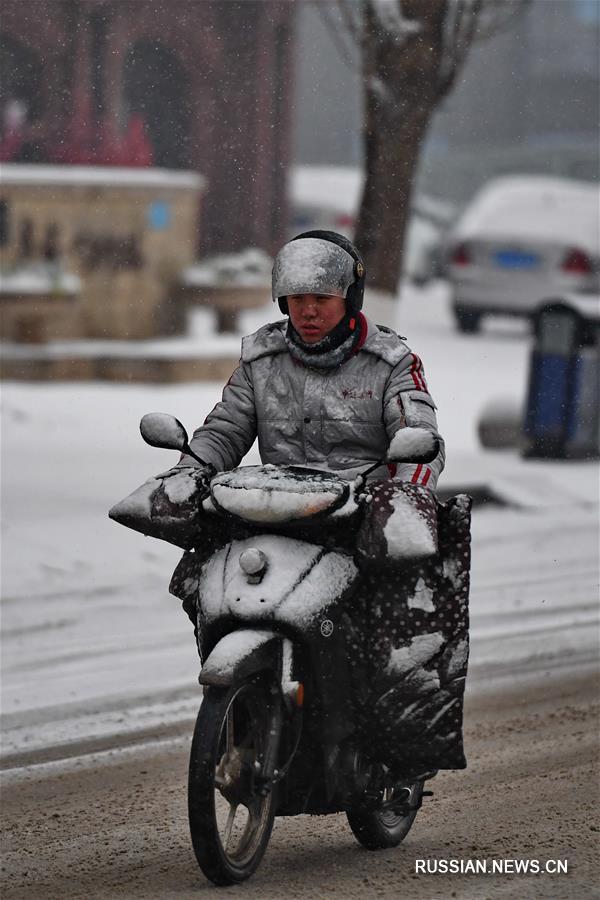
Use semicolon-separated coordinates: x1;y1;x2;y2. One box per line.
446;176;600;332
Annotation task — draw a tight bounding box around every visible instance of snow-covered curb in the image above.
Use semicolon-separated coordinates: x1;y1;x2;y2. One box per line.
0;267;81;295
0;335;243;359
0;163;206;190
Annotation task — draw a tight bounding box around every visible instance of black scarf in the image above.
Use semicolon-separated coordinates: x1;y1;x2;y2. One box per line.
285;312;361;370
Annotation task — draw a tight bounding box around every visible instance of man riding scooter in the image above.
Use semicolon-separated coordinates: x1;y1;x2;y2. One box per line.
110;232;471;884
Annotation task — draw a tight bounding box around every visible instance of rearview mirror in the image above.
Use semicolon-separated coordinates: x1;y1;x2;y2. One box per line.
386;427;439;464
140;413;189;452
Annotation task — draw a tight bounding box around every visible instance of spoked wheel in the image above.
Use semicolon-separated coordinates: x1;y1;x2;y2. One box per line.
188;679;278;885
347;772;423;850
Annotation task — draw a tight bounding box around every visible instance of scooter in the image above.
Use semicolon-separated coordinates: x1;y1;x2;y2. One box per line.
110;415;464;886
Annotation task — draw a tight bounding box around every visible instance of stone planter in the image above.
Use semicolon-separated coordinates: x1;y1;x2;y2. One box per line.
180;283;270;333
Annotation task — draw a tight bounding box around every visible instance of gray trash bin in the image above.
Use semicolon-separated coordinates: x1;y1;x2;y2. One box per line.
523;295;599;459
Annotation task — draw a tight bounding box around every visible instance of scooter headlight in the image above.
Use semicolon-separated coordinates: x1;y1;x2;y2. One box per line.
239;548;268;583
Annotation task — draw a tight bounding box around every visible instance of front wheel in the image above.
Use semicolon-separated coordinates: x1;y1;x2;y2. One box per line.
188;679;278;885
347;780;423;850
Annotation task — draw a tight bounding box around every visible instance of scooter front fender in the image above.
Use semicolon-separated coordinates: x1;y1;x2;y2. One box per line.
199;629;281;687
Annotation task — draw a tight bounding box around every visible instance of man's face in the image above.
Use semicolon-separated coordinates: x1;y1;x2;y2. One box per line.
287;293;347;344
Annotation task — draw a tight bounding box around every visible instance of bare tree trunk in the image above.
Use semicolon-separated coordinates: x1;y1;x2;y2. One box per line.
357;100;432;292
355;0;448;293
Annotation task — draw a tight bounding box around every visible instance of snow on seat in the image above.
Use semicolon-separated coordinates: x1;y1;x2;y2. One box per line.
210;465;348;524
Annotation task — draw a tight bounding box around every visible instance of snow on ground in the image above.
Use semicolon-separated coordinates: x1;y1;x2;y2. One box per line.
1;280;598;761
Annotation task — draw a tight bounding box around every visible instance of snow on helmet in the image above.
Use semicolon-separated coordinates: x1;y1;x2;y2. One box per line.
272;230;366;315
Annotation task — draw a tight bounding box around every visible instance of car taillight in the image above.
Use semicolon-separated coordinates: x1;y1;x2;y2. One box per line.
335;214;355;230
562;248;592;275
451;242;471;266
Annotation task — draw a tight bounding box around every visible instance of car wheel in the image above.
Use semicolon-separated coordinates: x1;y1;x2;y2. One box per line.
454;305;482;334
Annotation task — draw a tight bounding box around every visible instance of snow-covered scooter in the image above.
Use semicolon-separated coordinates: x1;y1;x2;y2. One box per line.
110;414;471;886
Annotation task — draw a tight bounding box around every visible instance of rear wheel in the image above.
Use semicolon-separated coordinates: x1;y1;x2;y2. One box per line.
347;780;423;850
188;680;278;885
454;305;482;334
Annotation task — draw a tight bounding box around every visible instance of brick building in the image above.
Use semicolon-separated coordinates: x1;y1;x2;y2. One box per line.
0;0;294;255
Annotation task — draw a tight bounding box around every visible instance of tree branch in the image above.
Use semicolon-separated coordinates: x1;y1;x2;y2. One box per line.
316;1;360;71
475;0;532;41
336;0;365;47
368;0;423;45
436;0;530;101
437;0;483;101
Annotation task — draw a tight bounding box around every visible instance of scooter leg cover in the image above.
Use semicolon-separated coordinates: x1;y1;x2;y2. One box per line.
356;493;472;773
356;482;439;562
109;467;214;549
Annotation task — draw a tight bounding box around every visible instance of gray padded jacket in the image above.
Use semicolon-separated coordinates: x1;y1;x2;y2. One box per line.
180;316;445;489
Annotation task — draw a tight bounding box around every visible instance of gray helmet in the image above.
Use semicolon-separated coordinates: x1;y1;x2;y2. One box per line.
272;237;357;311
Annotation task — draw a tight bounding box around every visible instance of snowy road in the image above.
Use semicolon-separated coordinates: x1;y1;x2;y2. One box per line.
1;283;598;896
1;671;597;899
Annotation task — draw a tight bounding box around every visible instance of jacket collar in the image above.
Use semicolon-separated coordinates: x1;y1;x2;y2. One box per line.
360;316;409;366
241;320;288;362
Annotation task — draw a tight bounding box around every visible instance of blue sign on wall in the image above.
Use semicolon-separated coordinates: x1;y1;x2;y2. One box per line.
148;201;171;231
